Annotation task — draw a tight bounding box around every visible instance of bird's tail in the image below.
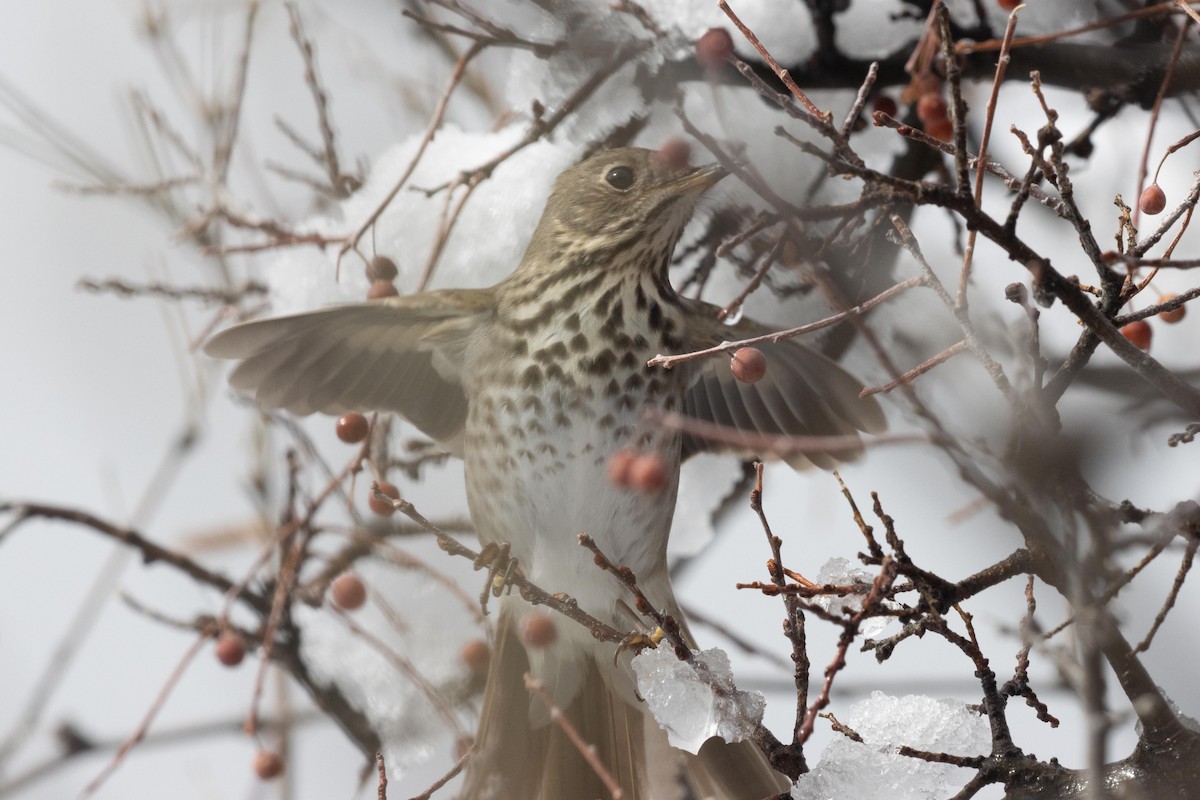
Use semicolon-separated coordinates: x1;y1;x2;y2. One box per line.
458;601;789;800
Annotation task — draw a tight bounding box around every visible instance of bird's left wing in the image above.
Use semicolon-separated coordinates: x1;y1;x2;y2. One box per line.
676;299;886;469
205;289;492;455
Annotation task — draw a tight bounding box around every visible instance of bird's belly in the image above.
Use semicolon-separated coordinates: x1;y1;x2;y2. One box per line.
463;381;681;612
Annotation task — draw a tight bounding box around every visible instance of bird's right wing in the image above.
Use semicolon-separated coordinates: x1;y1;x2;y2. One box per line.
205;289;492;454
677;299;886;469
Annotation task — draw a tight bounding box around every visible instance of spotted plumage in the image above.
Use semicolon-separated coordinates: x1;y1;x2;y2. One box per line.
205;147;885;800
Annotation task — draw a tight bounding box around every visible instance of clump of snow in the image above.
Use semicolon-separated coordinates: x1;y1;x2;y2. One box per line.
812;556;894;638
503;8;656;141
264;123;582;314
649;0;815;64
632;644;765;754
295;560;480;774
792;692;990;800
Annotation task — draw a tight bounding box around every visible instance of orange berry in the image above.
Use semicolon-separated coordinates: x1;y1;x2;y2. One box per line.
331;572;367;610
367;255;398;282
1139;184;1167;215
659;138;692;171
214;631;245;667
696;28;734;69
369;481;399;516
253;750;284;780
521;613;558;648
367;279;399;299
916;92;948;124
607;449;636;488
629;453;667;493
731;347;767;384
1158;295;1186;324
460;639;491;675
1120;319;1152;351
336;413;369;444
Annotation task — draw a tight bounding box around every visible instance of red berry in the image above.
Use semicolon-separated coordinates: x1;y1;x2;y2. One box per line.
368;481;399;516
520;614;558;648
336;413;369;444
607;449;636;488
926;117;955;143
368;279;399;299
253;750;284;780
454;736;474;760
916;92;948;124
214;631;245;667
460;639;491;675
1120;319;1152;351
872;94;897;118
367;255;398;282
1158;295;1186;324
997;0;1020;10
1139;184;1167;215
629;453;667;493
730;347;767;384
659;138;691;171
696;28;734;69
331;572;367;610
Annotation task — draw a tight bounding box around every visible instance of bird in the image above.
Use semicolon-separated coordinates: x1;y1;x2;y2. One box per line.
206;146;885;799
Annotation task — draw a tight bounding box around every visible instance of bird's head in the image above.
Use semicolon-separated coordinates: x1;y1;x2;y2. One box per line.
529;146;727;267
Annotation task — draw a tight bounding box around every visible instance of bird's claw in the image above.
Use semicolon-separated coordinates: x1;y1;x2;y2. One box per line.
473;541;522;615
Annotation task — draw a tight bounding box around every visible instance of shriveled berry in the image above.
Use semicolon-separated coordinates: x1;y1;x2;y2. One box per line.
659;138;691;171
629;453;667;493
1120;319;1152;351
368;279;399;299
336;413;369;444
369;481;400;516
606;449;636;488
521;613;558;648
214;631;246;667
460;639;491;675
916;92;948;124
331;572;367;610
367;255;398;282
696;28;734;69
1139;184;1167;215
1158;295;1186;324
731;347;767;384
254;750;284;780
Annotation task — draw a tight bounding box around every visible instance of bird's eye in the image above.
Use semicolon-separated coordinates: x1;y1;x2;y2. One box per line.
605;166;634;190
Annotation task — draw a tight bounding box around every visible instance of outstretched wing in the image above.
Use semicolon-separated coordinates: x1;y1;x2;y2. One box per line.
205;289;492;454
678;300;886;469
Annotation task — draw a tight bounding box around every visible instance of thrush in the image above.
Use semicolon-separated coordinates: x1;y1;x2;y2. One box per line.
206;147;885;799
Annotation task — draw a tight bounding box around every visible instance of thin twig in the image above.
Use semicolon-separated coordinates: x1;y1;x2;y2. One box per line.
524;674;624;800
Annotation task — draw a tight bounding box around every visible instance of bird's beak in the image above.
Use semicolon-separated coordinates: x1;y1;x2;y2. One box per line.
668;162;728;195
689;162;729;190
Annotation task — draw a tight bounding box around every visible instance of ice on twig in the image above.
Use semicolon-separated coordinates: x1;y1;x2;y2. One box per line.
792;692;989;800
813;556;893;638
631;645;764;754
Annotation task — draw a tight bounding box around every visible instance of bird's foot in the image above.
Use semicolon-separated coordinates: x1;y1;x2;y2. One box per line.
473;541;523;615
